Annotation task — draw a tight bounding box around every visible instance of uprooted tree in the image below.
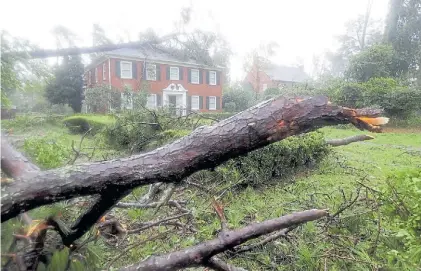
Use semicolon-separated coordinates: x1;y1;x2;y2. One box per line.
1;94;389;270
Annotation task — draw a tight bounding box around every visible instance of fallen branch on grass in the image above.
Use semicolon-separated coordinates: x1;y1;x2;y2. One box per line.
326;134;375;147
120;209;328;271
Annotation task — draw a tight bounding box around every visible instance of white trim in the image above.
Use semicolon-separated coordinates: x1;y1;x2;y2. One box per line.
146;63;157;81
95;68;98;83
209;71;217;85
88;71;91;85
120;61;133;79
170;66;179;80
147;94;157;109
191;95;200;110
102;63;106;80
208;96;217;110
190;69;199;84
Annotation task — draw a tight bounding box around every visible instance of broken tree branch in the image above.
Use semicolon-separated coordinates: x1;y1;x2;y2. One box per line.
206;256;248;271
120;209;328;271
2;96;386;223
3;33;179;59
326;134;374;147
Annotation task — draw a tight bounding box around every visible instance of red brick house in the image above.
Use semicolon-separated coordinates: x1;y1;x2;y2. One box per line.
244;63;310;93
84;47;223;115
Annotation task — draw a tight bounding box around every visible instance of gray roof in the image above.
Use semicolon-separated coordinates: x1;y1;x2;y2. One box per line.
263;64;311;83
86;45;221;71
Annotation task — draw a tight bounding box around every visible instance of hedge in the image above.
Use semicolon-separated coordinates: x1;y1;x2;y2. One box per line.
63;114;115;134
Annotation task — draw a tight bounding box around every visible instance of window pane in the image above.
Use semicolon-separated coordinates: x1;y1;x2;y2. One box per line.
121;62;132;78
191;70;199;84
209;71;216;85
170;67;179;80
192;96;199;109
147;94;156;108
209;97;216;109
146;64;156;80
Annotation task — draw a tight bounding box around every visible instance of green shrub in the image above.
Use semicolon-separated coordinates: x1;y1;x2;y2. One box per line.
378;169;421;269
220;131;330;187
23;137;70;169
63;114;115;134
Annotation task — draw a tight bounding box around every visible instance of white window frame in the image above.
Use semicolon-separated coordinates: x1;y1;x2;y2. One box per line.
209;71;217;85
191;95;200;110
103;63;106;80
262;83;268;91
170;67;180;80
146;64;156;81
95;68;98;83
191;69;199;84
209;96;217;110
147;94;157;109
121;92;133;110
88;71;91;85
120;61;133;79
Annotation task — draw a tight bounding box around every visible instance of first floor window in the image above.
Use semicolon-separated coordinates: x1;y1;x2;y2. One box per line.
121;61;133;79
191;96;200;110
209;71;216;85
147;94;157;109
191;69;199;84
262;83;268;91
209;96;216;110
95;68;98;83
121;91;133;110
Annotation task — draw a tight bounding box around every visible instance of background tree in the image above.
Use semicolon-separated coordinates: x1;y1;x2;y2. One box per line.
46;55;84;112
90;23;113;61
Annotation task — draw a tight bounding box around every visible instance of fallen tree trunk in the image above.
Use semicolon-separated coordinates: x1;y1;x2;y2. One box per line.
120;209;328;271
1;96;385;223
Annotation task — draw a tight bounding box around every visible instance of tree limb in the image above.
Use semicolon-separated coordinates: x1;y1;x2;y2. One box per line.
206;256;248;271
2;96;386;222
119;209;328;271
326;134;374;146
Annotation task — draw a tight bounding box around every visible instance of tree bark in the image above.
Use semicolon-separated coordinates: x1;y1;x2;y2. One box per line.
1;96;384;222
119;209;328;271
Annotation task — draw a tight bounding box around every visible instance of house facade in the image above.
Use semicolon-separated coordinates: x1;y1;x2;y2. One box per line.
244;63;310;93
84;47;223;115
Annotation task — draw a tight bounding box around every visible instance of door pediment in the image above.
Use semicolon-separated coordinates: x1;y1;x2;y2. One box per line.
163;83;187;92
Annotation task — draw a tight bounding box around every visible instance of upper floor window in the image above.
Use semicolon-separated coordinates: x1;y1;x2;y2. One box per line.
103;63;107;80
146;64;156;81
147;94;157;109
209;71;217;85
121;61;133;79
209;96;217;110
170;67;179;80
191;69;199;84
95;68;98;83
191;95;200;110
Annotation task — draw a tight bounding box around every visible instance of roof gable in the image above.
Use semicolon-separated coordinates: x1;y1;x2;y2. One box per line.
263;64;311;83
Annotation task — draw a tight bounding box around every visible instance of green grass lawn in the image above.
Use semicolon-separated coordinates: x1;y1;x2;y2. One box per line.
2;117;420;270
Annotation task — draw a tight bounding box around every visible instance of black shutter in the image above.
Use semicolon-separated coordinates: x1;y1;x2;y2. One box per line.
132;62;137;79
199;69;203;84
142;62;146;80
206;70;209;84
116;61;120;78
199;96;203;109
179;67;183;80
156;65;161;81
206;96;210;109
156;94;161;106
166;66;170;80
188;68;191;83
187;95;191;112
216;97;221;109
216;71;220;85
